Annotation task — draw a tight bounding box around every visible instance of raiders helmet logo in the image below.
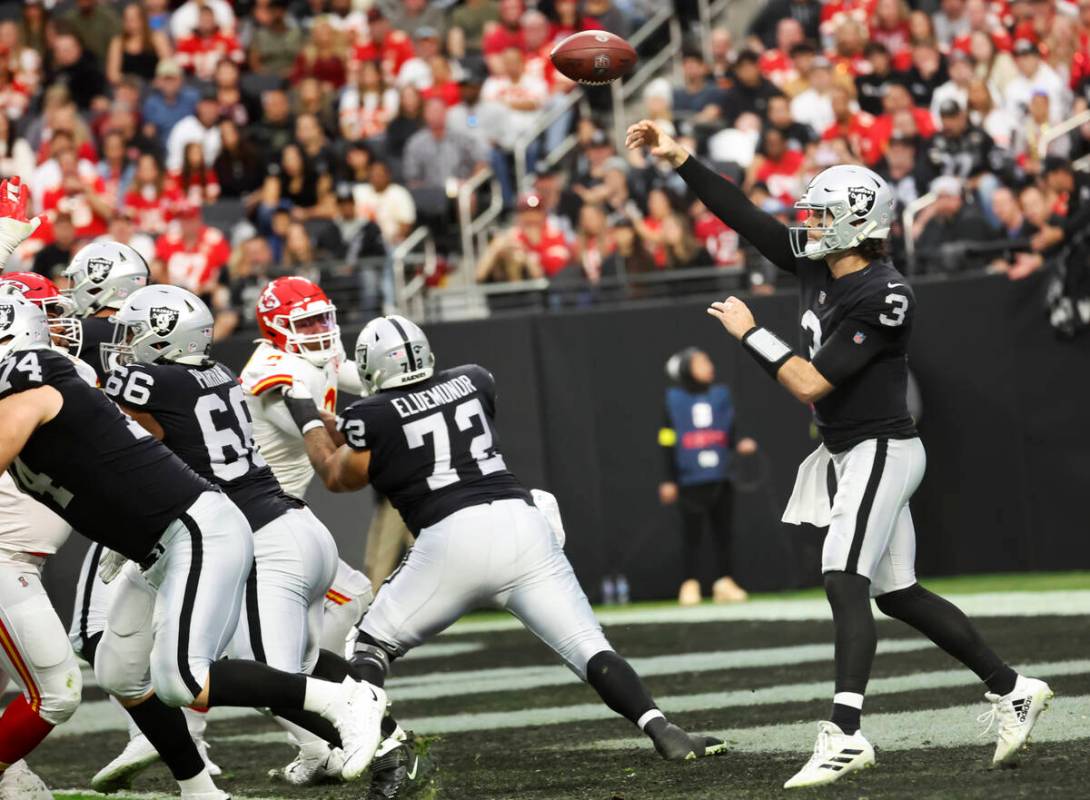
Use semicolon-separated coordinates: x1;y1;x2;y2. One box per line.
86;257;114;284
0;304;14;332
847;186;876;216
149;306;180;336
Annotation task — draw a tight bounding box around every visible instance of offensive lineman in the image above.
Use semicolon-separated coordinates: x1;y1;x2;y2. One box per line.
0;295;388;795
283;315;727;762
625;119;1052;787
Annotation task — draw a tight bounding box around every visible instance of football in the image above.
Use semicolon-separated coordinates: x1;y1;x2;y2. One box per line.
549;30;637;86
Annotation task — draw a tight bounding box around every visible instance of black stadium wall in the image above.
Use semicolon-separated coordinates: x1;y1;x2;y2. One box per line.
43;272;1090;621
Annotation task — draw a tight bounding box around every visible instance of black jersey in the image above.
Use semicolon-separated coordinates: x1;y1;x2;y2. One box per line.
78;315;116;385
338;364;532;535
105;361;303;531
0;348;212;560
796;258;918;452
676;156;918;453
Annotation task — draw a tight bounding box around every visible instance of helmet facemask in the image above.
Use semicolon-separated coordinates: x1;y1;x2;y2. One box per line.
274;304;341;366
789;201;882;260
41;295;83;357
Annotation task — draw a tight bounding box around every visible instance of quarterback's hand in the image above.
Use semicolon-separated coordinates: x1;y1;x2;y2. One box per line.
707;296;757;340
98;549;128;584
0;177;43;267
659;481;678;505
625;120;689;168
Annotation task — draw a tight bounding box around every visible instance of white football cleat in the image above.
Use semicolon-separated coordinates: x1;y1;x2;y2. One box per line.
268;743;345;785
179;791;230;800
321;677;386;782
0;760;52;800
91;733;161;792
980;675;1053;766
784;721;875;789
195;738;221;777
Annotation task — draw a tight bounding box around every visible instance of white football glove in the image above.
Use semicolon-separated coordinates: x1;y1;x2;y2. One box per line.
0;177;42;271
98;548;128;584
531;489;566;549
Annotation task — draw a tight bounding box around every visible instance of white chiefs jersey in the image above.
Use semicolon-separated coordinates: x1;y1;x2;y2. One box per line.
241;341;362;498
0;352;98;554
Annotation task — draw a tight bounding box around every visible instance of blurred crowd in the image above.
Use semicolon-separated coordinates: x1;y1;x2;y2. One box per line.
2;0;1090;336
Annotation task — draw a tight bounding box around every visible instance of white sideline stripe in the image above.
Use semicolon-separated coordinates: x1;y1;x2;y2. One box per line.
444;590;1090;633
54;639;932;738
397;658;1090;736
589;690;1090;755
403;640;485;659
383;639;931;701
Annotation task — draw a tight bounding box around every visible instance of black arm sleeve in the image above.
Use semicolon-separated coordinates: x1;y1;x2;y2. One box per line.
811;322;890;386
676;156;798;274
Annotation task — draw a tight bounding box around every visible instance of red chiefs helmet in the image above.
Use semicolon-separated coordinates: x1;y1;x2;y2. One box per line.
0;272;82;355
255;276;341;366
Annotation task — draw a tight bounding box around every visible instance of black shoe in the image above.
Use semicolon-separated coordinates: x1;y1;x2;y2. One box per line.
367;732;434;799
650;721;728;761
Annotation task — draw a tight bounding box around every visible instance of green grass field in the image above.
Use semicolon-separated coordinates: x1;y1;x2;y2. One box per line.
34;572;1090;800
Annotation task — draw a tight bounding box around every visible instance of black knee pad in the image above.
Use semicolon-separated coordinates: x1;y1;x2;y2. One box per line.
874;582;925;618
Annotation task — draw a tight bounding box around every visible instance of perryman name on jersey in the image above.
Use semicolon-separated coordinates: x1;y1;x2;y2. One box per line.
389;373;479;419
338;364;531;535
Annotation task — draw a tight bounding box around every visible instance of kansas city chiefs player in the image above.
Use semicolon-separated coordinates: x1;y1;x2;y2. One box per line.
240;276;384;784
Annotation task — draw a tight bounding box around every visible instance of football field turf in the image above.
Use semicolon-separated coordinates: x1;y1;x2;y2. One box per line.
41;572;1090;800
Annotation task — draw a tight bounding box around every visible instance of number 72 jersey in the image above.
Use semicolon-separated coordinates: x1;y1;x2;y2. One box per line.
337;364;531;535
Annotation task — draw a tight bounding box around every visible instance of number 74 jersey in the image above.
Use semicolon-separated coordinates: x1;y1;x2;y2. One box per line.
338;364;532;536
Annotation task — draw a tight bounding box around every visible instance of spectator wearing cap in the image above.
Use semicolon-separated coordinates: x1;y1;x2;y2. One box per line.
390;0;447;42
759;18;805;89
176;6;244;83
789;57;836;134
170;0;236;42
397;26;444;91
673;48;725;126
58;0;120;65
143;59;200;150
105;1;172;87
476;191;573;282
934;0;971;47
340;58;399;141
448;0;500;58
1005;39;1068;126
166;88;222;173
927;99;1003;181
97;209;155;265
249;0;304;79
47;31;108;113
913;175;996;273
353;8;415;85
855;43;896;117
290;17;346;90
721;50;780;124
747;0;822;48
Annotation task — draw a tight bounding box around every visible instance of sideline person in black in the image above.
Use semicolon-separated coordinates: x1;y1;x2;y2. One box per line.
625;119;1052;789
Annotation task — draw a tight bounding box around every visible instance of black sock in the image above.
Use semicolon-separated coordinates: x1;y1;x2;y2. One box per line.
585;650;657;726
824;572;876;734
351;632;392;688
313;648;401;739
270;707;342;748
206;660;306;709
125;695;204;781
875;583;1018;696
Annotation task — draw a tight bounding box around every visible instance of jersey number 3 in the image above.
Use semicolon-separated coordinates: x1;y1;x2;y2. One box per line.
879;294;908;327
404;398;506;490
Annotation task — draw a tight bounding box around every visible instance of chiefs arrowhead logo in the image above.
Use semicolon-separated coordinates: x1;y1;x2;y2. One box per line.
847;186;876;216
257;288;281;313
149;306;180;336
86;257;114;284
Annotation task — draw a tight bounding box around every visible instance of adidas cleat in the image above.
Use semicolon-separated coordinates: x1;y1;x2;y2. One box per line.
91;733;161;793
784;721;875;789
980;675;1053;766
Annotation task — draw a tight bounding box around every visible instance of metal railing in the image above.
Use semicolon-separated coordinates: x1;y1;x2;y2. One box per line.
1038;109;1090;159
513;89;585;192
391;225;435;320
903;192;937;270
610;8;684;152
457;167;504;284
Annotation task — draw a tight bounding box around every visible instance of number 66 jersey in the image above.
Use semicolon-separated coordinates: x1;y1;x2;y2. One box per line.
796;257;918;453
337;364;531;536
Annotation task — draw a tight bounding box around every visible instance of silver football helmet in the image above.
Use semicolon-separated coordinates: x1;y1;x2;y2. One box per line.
103;285;213;369
0;296;51;363
789;165;895;260
355;315;435;394
63;241;150;316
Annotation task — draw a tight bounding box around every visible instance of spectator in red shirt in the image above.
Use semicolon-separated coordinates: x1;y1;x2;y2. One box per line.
823;85;882;164
171;141;221;206
153;201;231;296
871;82;936;155
691;198;743;269
477;191;572;281
748;128;806;204
40;148;112;241
176;6;244;82
759;18;805;89
521;10;558;90
353;8;414;84
290;17;346;90
870;0;912;69
549;0;604;43
483;0;525;73
123;152;181;236
826;18;869;76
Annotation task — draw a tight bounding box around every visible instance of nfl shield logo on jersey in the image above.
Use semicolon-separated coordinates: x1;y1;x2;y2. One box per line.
0;303;13;332
150;306;180;336
847;186;876;216
853;330;867;344
86;257;114;284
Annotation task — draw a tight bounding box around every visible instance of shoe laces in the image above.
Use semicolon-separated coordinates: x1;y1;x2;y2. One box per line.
802;726;833;770
977;695;1019;740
